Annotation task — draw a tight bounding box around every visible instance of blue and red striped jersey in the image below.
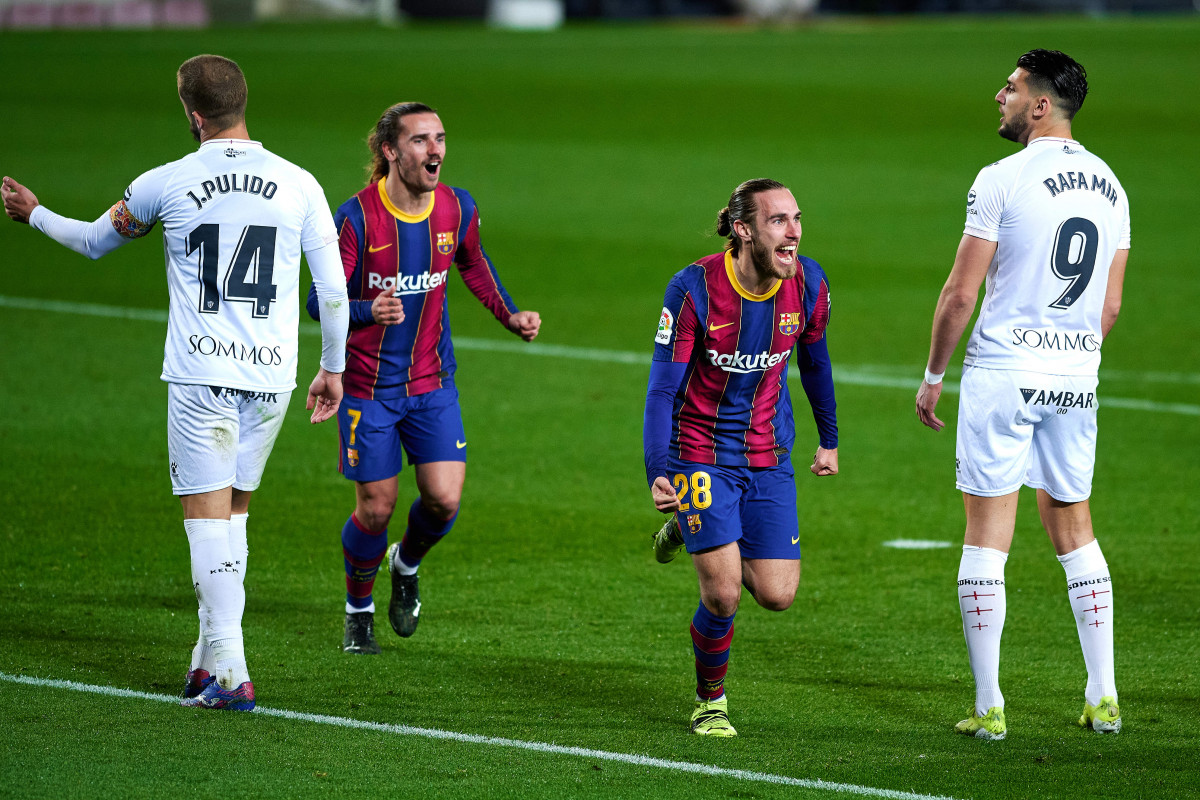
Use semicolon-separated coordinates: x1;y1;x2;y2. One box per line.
325;179;518;400
652;250;832;468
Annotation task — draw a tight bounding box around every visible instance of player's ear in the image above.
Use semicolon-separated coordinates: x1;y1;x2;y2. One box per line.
381;140;398;163
732;218;752;242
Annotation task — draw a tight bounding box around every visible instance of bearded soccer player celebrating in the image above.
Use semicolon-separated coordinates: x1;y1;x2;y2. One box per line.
307;102;541;654
643;179;838;736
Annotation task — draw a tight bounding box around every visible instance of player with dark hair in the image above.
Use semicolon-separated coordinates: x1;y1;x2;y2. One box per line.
644;179;838;736
3;54;350;711
307;102;541;655
917;49;1129;740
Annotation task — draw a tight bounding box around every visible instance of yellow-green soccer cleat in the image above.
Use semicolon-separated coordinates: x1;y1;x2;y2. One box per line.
652;515;685;564
691;697;737;737
955;706;1006;740
1078;697;1122;733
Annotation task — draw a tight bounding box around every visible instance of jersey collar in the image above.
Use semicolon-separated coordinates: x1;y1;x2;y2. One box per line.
379;177;435;223
198;139;263;151
725;250;782;302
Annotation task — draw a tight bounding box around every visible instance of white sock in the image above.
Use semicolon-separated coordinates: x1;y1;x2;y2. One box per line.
185;518;250;688
1058;539;1116;705
229;512;249;584
346;601;376;615
392;546;418;576
958;545;1008;715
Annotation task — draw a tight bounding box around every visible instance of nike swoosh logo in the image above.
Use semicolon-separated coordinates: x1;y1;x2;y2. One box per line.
709;322;735;331
791;535;800;545
368;243;393;253
456;440;467;449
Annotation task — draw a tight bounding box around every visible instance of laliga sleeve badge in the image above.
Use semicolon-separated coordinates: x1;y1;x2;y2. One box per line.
656;307;674;345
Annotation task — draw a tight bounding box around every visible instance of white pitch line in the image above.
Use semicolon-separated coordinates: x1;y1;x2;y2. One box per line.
0;672;961;800
2;294;1196;416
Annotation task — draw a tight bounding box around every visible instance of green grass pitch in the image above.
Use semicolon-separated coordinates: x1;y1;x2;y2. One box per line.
1;16;1198;800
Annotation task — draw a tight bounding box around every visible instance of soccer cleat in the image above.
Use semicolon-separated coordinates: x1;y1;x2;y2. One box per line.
955;706;1006;740
652;515;685;564
343;611;381;655
182;668;214;699
691;696;737;737
387;542;421;638
1078;697;1122;733
180;680;255;711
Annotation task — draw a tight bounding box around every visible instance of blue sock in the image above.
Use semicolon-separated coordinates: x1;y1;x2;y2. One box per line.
342;513;387;612
690;602;735;700
397;499;456;569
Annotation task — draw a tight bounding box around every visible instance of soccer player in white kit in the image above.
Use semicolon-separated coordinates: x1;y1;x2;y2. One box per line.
916;50;1130;740
2;55;350;711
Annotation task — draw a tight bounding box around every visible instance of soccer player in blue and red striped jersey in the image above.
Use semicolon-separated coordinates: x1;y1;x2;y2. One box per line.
307;102;540;654
643;179;838;736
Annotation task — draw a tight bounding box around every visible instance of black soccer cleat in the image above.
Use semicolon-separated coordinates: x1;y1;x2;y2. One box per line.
343;611;382;655
386;542;422;638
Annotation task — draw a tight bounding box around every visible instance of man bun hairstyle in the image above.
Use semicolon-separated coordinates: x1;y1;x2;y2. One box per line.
177;55;247;131
717;178;786;254
1017;49;1088;120
366;101;437;185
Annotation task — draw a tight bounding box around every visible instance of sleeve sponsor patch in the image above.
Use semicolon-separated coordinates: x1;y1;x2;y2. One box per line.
108;200;155;239
655;307;674;345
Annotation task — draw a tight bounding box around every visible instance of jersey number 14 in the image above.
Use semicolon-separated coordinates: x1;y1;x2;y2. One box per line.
186;223;278;319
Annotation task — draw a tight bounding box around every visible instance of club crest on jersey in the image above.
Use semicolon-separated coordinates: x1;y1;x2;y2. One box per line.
778;312;803;336
436;231;455;255
346;448;359;467
686;514;702;535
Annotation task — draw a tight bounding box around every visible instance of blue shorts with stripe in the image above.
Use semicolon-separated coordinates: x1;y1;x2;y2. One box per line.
666;457;800;560
338;386;466;483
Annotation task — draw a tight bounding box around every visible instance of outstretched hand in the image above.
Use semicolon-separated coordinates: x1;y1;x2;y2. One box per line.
2;176;39;224
508;310;541;342
306;368;343;424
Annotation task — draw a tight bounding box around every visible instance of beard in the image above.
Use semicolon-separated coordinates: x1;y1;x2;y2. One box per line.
748;235;796;281
998;103;1030;143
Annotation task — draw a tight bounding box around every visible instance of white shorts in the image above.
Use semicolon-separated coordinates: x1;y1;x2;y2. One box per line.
166;383;292;496
955;367;1098;503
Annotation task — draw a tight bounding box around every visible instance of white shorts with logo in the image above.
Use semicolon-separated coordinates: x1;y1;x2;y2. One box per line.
166;383;292;496
955;366;1098;503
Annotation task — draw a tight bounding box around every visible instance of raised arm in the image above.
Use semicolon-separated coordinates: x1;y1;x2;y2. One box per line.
4;176;133;259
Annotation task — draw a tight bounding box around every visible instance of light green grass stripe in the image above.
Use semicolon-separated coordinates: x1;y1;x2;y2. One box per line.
1;672;960;800
2;294;1195;416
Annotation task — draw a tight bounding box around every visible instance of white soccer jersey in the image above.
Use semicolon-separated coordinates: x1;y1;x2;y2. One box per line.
961;136;1131;376
118;139;341;392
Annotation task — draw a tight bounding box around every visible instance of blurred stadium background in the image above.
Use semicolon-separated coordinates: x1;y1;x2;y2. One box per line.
0;0;1193;31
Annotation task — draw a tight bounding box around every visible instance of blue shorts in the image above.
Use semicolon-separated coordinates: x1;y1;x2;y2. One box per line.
666;457;800;560
338;387;466;483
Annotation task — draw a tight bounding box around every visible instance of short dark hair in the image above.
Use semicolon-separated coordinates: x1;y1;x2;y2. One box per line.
366;102;438;185
716;178;787;254
177;55;247;130
1017;49;1088;120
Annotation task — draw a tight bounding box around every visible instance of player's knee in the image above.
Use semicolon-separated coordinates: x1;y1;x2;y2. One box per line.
421;493;460;522
356;499;397;532
702;590;741;618
756;591;796;612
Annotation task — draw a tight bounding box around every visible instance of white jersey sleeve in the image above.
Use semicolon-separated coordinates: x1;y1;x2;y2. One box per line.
961;138;1130;376
298;171;349;374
